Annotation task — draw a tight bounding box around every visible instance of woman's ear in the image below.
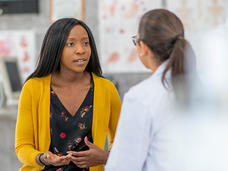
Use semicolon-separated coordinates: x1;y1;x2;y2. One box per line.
139;41;150;57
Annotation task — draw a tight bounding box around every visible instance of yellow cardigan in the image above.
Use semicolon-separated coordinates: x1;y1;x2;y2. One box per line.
15;73;121;171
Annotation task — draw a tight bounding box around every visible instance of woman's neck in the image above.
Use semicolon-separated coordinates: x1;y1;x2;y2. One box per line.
149;55;161;73
150;62;160;73
52;70;89;87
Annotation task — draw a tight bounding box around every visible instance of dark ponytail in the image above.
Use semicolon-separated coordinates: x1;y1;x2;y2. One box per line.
139;9;196;94
162;36;186;88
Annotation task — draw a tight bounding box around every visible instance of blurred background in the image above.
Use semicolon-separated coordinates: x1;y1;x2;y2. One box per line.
0;0;228;170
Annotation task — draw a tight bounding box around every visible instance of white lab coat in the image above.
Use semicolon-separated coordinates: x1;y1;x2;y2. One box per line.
105;61;178;171
105;61;228;171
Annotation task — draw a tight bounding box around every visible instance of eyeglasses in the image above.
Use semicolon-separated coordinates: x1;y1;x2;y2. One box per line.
132;35;141;46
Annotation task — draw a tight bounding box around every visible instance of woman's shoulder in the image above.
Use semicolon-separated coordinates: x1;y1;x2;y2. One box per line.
125;75;170;104
92;73;115;88
23;75;51;90
127;76;153;95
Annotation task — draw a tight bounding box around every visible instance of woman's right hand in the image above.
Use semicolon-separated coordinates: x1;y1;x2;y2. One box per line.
41;151;71;166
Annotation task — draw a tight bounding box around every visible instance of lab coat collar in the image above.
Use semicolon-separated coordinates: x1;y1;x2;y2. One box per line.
153;60;169;77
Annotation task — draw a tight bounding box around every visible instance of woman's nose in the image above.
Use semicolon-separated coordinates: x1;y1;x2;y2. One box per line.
74;43;85;54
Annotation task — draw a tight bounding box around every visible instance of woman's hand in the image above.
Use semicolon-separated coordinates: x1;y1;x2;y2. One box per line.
41;151;71;166
67;137;109;168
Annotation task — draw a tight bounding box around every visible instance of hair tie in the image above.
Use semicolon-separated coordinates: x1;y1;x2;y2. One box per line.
173;33;184;42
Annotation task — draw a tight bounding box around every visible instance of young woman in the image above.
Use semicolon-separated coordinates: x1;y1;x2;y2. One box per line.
15;18;121;171
105;9;196;171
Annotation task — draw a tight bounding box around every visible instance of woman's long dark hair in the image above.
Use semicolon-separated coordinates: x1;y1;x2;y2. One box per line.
139;9;196;94
26;18;102;81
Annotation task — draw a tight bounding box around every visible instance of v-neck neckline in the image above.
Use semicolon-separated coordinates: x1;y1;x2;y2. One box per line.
54;87;91;117
50;73;93;117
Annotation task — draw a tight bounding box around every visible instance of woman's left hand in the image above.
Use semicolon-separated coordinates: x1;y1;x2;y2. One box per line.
67;136;109;168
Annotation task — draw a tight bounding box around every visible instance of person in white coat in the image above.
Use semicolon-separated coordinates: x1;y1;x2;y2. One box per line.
105;9;199;171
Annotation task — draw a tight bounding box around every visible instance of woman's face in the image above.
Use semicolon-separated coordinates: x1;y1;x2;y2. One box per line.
60;25;91;73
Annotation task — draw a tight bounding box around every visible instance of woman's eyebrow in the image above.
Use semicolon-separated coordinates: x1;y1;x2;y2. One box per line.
67;37;89;41
67;37;76;41
81;37;89;41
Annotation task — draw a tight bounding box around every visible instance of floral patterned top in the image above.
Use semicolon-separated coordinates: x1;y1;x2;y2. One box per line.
43;75;94;171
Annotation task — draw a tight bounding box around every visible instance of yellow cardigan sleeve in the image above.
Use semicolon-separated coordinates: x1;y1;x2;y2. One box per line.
15;80;44;169
108;83;121;150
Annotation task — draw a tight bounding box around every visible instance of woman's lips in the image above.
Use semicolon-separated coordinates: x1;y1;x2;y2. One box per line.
73;58;87;65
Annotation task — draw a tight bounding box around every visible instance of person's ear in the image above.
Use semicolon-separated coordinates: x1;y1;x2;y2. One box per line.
139;41;150;57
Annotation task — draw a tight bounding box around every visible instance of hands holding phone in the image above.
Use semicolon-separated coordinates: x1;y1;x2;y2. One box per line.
39;136;109;168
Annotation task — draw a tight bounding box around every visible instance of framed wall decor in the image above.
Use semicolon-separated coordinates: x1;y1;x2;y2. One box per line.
99;0;162;73
49;0;85;23
0;30;36;82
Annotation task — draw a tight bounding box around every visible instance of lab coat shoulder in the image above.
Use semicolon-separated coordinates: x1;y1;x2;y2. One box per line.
125;74;171;108
123;74;175;132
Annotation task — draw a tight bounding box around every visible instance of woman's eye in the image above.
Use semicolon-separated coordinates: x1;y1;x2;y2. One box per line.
83;41;89;46
66;42;74;47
